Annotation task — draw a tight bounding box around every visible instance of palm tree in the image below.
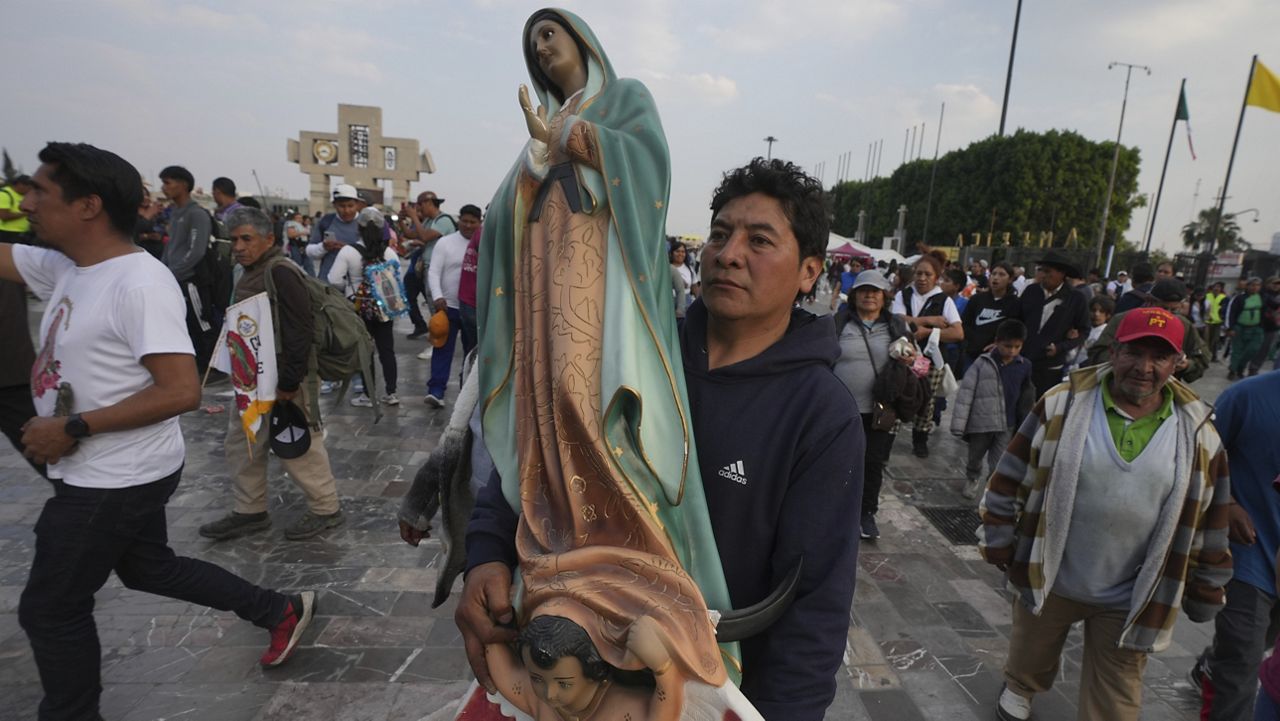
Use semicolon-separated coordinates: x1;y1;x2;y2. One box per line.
1182;208;1250;253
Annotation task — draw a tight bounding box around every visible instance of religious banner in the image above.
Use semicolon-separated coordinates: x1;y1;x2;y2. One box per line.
210;292;278;443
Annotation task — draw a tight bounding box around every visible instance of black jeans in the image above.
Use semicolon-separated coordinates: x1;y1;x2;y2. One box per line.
180;280;218;373
1031;363;1064;401
362;318;397;395
860;413;896;517
1200;578;1280;721
19;469;287;721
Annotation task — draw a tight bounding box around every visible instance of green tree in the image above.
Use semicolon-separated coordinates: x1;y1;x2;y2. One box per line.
829;129;1141;250
1181;208;1250;253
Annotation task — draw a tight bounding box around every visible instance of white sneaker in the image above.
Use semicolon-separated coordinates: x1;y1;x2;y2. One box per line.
417;348;433;360
381;393;400;406
424;394;445;408
996;686;1031;721
349;393;373;407
319;381;335;395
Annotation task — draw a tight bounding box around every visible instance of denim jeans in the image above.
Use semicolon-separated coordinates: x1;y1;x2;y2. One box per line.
459;302;478;359
427;306;462;398
19;469;287;721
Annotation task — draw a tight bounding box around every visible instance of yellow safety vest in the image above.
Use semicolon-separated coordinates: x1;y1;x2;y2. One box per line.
1206;292;1226;325
0;186;28;233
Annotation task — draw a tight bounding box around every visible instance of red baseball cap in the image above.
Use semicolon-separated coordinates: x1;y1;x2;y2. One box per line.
1115;307;1183;353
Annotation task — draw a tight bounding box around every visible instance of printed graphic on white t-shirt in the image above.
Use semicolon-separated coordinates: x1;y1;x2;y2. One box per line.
15;246;195;489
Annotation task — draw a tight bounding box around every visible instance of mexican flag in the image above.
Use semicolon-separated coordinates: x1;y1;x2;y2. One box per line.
211;292;278;443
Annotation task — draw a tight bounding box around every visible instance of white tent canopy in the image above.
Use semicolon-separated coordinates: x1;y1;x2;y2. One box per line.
826;232;905;265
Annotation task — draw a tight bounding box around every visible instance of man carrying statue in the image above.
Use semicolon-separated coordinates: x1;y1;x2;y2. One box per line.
448;9;863;720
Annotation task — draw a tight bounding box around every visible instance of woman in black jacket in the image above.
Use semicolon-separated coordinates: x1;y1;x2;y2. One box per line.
960;262;1022;371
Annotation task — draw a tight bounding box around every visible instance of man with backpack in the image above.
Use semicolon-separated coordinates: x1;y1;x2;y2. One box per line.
200;207;346;542
159;165;219;374
401;191;456;342
1227;277;1266;381
1246;276;1280;376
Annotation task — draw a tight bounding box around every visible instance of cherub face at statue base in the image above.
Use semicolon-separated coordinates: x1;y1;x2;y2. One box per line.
521;646;604;717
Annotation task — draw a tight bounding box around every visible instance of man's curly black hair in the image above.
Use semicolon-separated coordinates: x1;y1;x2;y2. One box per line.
709;157;829;263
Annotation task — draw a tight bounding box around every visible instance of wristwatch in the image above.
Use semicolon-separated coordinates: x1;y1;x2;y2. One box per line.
65;413;91;440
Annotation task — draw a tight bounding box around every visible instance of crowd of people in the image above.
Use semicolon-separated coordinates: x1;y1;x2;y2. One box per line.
2;138;1279;720
0;134;1276;721
818;247;1280;721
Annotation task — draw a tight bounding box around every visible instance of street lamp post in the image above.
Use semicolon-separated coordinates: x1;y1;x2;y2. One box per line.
1094;61;1151;272
764;136;778;160
998;0;1023;136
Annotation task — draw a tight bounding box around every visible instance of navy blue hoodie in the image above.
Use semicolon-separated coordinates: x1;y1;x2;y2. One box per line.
465;300;864;720
680;300;863;720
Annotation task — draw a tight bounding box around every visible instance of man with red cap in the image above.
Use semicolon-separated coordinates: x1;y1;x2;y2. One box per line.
977;306;1232;721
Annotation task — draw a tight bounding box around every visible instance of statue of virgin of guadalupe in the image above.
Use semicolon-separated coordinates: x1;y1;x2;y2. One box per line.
472;7;759;719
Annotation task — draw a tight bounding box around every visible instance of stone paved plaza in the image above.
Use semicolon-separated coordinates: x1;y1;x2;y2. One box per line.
0;295;1231;720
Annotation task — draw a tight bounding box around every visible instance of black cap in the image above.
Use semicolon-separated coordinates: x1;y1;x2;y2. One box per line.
1151;277;1188;302
269;401;311;460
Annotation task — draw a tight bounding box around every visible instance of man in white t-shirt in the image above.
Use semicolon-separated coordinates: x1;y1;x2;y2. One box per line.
423;203;482;407
0;143;314;721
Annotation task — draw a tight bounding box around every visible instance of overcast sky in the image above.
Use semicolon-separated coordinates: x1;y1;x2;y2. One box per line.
6;0;1279;256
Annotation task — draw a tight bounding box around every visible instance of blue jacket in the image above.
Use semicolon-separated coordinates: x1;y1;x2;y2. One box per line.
1216;372;1280;596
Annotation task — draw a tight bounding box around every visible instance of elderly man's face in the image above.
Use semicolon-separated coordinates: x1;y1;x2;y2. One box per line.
229;224;275;267
1110;337;1180;402
1037;265;1065;289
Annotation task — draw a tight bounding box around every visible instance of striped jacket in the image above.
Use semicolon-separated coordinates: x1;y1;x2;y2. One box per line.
977;363;1232;652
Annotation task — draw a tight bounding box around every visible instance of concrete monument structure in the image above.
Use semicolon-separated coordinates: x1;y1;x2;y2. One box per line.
286;104;435;214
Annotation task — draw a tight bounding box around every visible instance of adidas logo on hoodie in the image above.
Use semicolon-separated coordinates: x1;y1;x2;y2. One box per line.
718;460;747;485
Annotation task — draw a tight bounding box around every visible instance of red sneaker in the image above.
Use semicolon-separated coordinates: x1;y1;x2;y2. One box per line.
261;591;315;667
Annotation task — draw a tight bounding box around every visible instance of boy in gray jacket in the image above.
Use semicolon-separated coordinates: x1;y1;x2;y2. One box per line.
951;319;1035;499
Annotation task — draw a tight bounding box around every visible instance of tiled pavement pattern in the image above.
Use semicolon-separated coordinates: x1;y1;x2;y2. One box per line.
0;295;1234;720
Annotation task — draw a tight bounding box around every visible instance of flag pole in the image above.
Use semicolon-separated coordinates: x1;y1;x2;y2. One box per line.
1145;78;1185;253
1206;55;1257;259
921;102;946;244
